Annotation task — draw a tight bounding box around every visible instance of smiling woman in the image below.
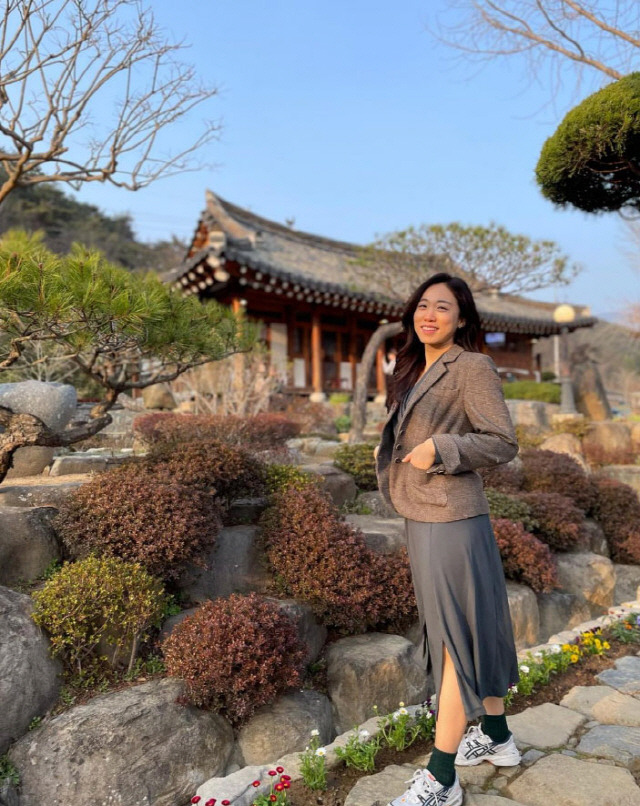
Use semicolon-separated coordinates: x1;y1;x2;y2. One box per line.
375;272;520;806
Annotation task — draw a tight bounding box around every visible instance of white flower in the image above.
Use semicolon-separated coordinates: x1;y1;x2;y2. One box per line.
534;651;543;658
549;644;562;654
392;711;401;722
519;664;530;675
359;729;370;739
398;707;408;716
315;747;326;757
429;694;437;707
310;729;320;737
398;701;405;707
510;684;518;693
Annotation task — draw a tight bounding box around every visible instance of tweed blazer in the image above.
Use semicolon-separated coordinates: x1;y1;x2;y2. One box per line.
376;344;518;522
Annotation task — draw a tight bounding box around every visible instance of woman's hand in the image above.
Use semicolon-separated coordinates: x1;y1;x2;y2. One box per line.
402;438;436;471
373;445;380;460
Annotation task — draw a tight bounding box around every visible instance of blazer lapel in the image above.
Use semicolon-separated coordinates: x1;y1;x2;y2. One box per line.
395;344;464;432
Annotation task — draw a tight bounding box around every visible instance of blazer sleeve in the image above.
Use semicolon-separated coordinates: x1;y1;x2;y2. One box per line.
431;354;518;474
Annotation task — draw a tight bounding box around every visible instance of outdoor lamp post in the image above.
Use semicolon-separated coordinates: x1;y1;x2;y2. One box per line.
553;303;578;415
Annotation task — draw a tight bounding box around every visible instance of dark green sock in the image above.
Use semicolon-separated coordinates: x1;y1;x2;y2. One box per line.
427;746;457;787
481;713;510;744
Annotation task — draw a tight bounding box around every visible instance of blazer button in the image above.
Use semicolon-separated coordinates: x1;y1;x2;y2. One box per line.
394;458;402;463
395;444;402;450
399;428;406;435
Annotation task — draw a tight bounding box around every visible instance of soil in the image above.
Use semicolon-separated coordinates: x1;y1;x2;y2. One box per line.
283;633;638;806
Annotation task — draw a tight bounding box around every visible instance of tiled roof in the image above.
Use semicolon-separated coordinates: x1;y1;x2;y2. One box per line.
166;191;597;334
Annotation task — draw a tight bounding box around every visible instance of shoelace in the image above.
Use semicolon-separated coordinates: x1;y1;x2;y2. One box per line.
403;770;444;806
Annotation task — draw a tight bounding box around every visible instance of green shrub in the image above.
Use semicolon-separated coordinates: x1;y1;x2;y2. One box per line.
541;371;556;382
55;463;221;581
162;593;307;724
146;438;267;508
502;381;560;404
260;485;416;633
334;414;352;433
32;557;165;684
265;463;319;494
329;392;351;404
518;491;585;552
593;477;640;563
520;448;598;514
333;442;378;491
485;489;539;533
492;518;558;593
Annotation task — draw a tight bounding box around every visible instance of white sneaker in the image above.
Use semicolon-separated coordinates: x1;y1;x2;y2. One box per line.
455;724;521;767
388;769;463;806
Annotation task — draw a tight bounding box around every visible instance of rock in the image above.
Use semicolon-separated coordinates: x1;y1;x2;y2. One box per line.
344;515;406;554
0;781;19;806
599;465;640;501
228;497;269;524
555;552;615;615
237;690;334;766
0;586;61;754
560;685;640;726
300;463;357;507
49;455;112;476
0;477;85;508
179;525;271;603
465;796;529;806
614;564;640;605
158;607;199;642
9;679;234;806
506;752;640;806
196;765;275;806
0;381;77;478
325;633;429;733
539;432;587;471
536;591;590;643
573;363;612;421
269;599;327;664
0;506;60;588
356;490;400;518
505;400;552;431
141;383;176;410
632;422;640;454
521;748;545;766
581;519;609;557
596;656;640;695
507;703;586;749
583;421;631;460
577;724;640;770
287;437;341;460
343;763;416;806
507;582;539;649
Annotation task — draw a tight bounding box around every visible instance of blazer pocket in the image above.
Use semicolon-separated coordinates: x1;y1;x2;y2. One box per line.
407;463;448;506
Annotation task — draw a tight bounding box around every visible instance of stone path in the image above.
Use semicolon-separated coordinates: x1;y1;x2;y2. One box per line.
341;606;640;806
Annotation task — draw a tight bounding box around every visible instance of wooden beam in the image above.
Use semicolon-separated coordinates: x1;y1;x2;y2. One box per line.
310;312;324;401
376;344;385;397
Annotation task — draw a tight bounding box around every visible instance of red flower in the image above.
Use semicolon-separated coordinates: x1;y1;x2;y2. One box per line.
281;775;291;781
275;783;284;792
205;801;216;806
252;781;260;787
270;797;277;803
283;782;290;790
268;770;277;777
191;798;201;804
222;801;231;805
276;766;284;773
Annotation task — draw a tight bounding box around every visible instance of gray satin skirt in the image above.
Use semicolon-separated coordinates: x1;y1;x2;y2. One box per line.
405;513;519;722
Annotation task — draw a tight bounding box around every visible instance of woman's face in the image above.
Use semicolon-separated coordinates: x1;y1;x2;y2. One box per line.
413;282;463;351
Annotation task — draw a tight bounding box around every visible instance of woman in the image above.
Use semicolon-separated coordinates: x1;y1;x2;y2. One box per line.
375;273;521;806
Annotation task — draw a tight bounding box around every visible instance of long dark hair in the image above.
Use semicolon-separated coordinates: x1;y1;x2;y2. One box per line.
387;272;481;409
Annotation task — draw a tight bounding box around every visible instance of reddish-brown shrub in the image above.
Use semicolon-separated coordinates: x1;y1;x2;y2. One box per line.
133;412;300;449
593;477;640;563
479;463;524;495
162;593;307;724
55;464;221;581
284;400;338;437
520;449;598;514
583;442;637;467
146;439;267;507
518;491;586;552
491;517;558;593
260;486;416;633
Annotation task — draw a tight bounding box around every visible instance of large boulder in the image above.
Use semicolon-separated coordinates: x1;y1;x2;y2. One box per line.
581;518;609;557
0;506;60;588
0;586;61;754
539;432;588;471
269;599;327;664
325;633;429;733
555;552;615;615
0;477;85;508
179;525;271;603
504;400;551;431
356;490;400;518
598;465;640;500
236;690;334;765
300;463;357;507
9;679;234;806
506;582;539;649
583;421;632;463
0;381;77;478
614;564;640;604
572;361;612;421
536;591;590;643
344;515;406;554
141;383;176;410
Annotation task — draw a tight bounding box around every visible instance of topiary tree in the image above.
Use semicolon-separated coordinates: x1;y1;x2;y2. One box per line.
536;73;640;214
0;230;255;480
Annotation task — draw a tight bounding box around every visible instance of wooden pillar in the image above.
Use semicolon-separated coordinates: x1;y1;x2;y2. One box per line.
231;296;246;412
310;312;325;402
375;344;386;402
349;319;357;391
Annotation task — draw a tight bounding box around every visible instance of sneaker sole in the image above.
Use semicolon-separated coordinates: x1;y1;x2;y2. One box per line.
455;751;521;767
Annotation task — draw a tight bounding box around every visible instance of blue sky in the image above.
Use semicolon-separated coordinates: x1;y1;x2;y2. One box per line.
73;0;637;320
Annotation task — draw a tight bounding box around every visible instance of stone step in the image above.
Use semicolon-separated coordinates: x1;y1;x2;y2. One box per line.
576;724;640;771
344;514;406;553
560;685;640;726
507;703;586;750
596;656;640;696
0;474;88;508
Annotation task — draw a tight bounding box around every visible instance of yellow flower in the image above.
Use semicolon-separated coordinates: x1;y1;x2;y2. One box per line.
603;642;610;650
562;644;571;651
595;639;602;649
570;654;579;663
